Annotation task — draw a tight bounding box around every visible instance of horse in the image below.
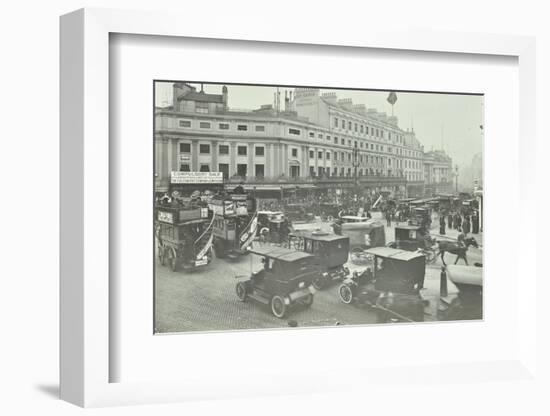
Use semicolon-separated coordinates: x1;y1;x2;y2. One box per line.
437;237;479;265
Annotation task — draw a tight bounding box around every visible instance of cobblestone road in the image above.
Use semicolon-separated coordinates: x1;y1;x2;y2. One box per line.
154;212;483;333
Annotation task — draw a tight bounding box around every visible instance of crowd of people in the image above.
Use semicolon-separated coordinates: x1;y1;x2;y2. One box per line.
439;210;480;236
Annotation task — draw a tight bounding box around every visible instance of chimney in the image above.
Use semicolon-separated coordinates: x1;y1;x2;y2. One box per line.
222;85;228;109
285;90;289;112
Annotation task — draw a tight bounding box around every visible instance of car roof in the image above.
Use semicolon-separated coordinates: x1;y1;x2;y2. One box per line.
395;224;422;231
248;246;314;262
258;210;283;215
364;246;425;261
340;220;384;230
298;231;349;242
341;215;369;220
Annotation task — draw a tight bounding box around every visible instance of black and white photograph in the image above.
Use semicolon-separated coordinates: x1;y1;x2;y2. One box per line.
153;81;484;333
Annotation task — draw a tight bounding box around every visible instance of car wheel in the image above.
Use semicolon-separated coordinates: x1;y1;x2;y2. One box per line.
236;282;247;302
270;295;286;318
339;284;353;304
299;293;314;308
312;277;325;290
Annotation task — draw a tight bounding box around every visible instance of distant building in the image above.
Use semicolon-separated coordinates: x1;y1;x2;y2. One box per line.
423;149;454;195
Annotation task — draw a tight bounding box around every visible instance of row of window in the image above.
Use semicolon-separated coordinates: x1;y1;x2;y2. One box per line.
178;119;266;133
179;163;264;178
332;116;404;144
177;119;420;157
179;162;402;180
180;142;422;168
180;143;266;156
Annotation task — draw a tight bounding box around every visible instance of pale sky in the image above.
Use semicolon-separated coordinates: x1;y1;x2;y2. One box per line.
155;81;483;169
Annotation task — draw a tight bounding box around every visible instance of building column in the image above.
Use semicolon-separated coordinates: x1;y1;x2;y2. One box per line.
273;142;280;177
229;142;237;176
266;143;272;177
248;143;254;178
302;145;308;177
191;139;199;171
279;143;284;175
283;144;288;176
159;136;167;178
314;147;319;173
165;137;178;176
211;140;218;172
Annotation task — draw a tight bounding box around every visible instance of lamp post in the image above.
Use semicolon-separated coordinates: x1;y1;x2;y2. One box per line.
352;146;361;207
455;164;459;193
353;147;359;187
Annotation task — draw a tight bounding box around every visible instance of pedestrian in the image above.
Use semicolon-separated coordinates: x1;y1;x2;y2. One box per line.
385;208;392;227
463;215;471;236
456;214;462;231
439;215;446;235
472;211;479;234
448;212;453;229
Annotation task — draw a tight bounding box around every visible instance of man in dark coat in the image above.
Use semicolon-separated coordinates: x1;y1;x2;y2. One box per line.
439;215;446;235
455;213;462;230
472;211;480;234
462;216;471;236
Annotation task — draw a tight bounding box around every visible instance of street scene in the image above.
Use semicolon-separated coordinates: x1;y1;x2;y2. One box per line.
154;82;484;333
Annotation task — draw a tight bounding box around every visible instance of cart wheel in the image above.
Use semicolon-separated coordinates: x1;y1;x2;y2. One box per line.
312;276;325;291
236;282;247;302
270;295;287;318
339;284;354;304
299;293;314;308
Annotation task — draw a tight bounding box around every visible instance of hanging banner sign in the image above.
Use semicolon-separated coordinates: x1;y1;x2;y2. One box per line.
171;171;223;184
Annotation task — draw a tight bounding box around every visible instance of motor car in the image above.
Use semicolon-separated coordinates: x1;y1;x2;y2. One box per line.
387;224;436;263
338;247;428;322
257;210;289;244
235;246;318;318
333;218;386;250
289;230;350;290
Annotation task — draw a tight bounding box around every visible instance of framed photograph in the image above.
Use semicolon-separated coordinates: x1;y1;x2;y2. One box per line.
60;8;538;408
152;80;483;333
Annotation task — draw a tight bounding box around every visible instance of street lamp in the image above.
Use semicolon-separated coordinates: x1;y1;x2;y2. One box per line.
352;146;361;204
455;164;459;193
353;147;359;187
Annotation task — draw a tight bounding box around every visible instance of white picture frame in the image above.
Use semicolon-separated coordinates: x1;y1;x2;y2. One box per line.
60;8;538;408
